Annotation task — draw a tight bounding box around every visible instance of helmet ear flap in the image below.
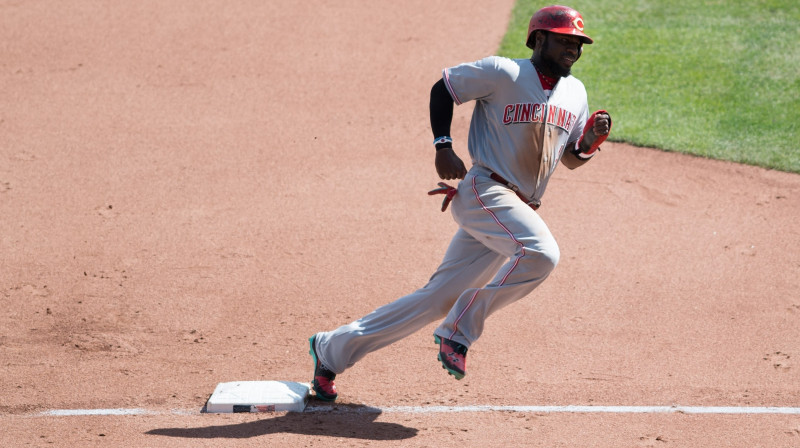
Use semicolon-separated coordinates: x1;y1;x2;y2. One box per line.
526;30;546;50
526;30;540;50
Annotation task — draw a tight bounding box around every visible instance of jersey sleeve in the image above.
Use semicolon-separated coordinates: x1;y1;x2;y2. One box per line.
442;56;512;106
568;106;589;145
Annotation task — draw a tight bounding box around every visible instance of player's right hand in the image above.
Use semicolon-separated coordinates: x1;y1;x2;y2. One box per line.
435;147;467;180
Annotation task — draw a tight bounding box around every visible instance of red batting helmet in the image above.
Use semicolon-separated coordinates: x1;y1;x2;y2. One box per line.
526;5;593;49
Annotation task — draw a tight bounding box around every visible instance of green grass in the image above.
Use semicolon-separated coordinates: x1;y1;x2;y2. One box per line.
499;0;800;173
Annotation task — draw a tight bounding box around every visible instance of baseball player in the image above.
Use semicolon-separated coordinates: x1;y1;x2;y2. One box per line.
308;5;611;401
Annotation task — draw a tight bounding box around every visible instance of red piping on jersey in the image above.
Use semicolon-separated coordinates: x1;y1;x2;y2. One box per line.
449;176;526;340
442;69;463;105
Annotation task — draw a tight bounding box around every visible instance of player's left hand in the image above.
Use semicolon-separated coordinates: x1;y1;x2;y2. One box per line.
591;112;611;136
577;110;612;155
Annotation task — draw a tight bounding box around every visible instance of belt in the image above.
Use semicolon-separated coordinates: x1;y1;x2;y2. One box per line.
489;172;541;210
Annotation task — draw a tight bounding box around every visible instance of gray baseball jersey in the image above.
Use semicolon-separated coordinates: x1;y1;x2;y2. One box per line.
442;56;589;203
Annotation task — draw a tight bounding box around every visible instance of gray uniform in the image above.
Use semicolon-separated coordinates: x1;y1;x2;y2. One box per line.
315;56;590;374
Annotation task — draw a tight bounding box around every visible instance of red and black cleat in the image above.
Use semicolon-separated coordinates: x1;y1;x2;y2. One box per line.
435;334;467;380
309;335;338;401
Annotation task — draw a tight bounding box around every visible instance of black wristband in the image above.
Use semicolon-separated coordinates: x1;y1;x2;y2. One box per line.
435;142;453;151
571;143;596;159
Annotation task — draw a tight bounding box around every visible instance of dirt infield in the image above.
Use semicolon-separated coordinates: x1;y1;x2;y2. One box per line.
2;1;799;446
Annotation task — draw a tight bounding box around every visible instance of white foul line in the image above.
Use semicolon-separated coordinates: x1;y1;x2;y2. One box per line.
36;405;800;417
42;408;155;416
374;405;800;415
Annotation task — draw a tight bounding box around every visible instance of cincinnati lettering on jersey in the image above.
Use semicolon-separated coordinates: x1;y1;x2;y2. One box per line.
502;103;577;132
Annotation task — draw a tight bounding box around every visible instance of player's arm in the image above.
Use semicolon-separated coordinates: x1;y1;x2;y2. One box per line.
430;79;467;180
561;110;612;170
561;143;590;169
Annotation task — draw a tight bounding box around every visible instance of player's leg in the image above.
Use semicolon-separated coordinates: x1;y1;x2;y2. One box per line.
434;171;559;372
312;227;505;375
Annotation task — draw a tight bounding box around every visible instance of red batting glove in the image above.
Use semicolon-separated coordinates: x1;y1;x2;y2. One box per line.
428;182;458;212
576;110;612;157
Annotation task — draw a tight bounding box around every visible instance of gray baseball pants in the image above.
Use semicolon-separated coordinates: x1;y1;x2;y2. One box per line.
314;166;560;374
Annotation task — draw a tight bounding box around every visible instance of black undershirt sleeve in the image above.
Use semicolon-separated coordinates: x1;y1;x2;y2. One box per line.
429;78;455;149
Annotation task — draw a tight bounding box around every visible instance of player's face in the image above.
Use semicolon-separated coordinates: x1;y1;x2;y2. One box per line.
539;32;583;78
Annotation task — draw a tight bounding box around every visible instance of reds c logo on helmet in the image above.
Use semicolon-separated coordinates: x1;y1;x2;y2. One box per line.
526;5;593;49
